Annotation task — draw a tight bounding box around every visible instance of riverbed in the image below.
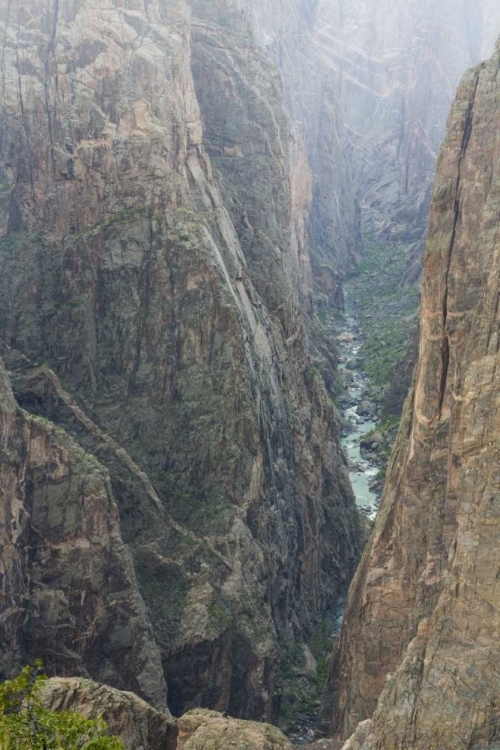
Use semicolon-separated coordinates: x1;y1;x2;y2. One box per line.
288;310;382;746
337;315;380;520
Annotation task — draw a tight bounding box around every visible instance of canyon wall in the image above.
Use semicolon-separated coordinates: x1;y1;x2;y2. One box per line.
321;39;500;749
0;361;167;708
216;0;500;292
311;0;500;249
189;0;362;308
0;0;361;721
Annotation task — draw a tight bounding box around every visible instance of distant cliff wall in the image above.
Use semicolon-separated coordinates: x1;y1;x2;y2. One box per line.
320;40;500;749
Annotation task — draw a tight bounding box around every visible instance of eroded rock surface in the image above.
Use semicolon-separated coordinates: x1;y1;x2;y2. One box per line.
177;708;293;750
0;0;361;720
41;678;177;750
0;362;166;708
321;39;500;749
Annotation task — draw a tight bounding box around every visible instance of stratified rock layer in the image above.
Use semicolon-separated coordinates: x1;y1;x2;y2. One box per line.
0;0;360;720
322;40;500;749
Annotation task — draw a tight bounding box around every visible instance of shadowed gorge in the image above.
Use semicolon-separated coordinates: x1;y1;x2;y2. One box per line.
0;1;500;749
321;39;500;750
0;0;361;726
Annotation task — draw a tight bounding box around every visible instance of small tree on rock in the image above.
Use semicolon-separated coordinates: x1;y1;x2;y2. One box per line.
0;663;123;750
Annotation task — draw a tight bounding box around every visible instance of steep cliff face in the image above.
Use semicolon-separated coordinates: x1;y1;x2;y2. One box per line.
0;361;166;708
312;0;500;248
321;40;500;748
0;0;360;721
189;12;311;329
190;0;362;308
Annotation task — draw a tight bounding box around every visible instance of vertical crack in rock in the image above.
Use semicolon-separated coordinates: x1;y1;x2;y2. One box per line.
322;39;500;749
439;69;480;420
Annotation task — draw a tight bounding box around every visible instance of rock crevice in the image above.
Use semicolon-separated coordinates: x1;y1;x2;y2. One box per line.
321;40;500;750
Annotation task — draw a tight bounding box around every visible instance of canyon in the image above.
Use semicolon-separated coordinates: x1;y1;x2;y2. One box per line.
0;0;499;749
0;0;362;725
321;37;500;750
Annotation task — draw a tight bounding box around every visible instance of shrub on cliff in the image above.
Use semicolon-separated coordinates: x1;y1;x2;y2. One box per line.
0;664;123;750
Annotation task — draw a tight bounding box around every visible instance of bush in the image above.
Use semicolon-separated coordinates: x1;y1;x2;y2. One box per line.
0;664;123;750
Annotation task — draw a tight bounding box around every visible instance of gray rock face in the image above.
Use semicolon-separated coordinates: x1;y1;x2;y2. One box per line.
41;678;177;750
321;39;500;749
190;0;362;306
0;361;166;709
190;16;309;330
310;0;500;249
0;0;361;721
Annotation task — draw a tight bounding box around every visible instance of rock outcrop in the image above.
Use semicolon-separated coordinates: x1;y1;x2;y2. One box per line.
41;677;294;750
177;708;293;750
321;39;500;749
41;678;177;750
0;0;361;721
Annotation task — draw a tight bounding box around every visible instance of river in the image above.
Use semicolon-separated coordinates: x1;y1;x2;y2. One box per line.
287;305;382;745
337;314;380;520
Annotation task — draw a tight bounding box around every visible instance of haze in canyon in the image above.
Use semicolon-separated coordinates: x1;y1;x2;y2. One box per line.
0;1;499;748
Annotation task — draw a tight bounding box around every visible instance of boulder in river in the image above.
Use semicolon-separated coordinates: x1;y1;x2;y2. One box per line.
345;357;363;371
337;392;355;409
356;400;376;418
360;432;384;451
342;369;355;385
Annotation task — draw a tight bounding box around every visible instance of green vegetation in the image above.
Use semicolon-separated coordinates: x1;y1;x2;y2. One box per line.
276;620;336;734
363;415;400;486
165;217;206;249
345;234;419;390
308;620;332;689
0;664;123;750
0;232;39;254
207;598;234;634
76;207;148;237
135;558;189;644
309;309;344;403
276;643;315;730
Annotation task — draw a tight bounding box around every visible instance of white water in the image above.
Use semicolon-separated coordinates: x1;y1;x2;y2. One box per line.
288;314;382;746
338;318;380;520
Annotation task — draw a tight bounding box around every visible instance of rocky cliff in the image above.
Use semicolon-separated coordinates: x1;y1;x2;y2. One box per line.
40;676;293;750
189;0;362;309
0;0;361;721
311;0;500;249
40;678;177;750
321;39;500;749
0;361;166;708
